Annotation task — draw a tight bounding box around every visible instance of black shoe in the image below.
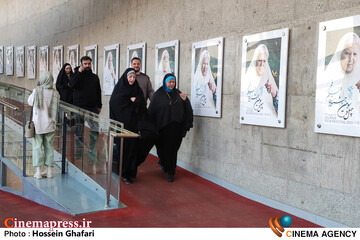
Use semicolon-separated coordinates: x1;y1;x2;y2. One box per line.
167;174;174;182
122;177;132;184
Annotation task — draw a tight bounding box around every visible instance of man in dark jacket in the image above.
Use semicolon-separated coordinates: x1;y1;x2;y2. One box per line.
70;56;102;163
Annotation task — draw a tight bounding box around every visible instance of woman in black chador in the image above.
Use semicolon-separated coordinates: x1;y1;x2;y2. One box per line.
109;68;147;184
56;63;74;104
149;73;193;182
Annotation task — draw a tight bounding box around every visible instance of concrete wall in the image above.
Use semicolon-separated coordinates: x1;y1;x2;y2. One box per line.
0;0;359;226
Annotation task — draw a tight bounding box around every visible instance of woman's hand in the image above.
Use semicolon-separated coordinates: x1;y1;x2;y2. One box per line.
356;80;360;92
208;79;216;93
265;80;277;98
130;97;136;102
179;93;187;101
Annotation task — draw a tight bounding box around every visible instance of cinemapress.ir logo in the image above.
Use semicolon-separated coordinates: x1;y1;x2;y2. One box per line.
269;215;292;237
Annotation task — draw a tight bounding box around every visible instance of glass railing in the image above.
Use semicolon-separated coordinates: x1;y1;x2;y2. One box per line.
0;82;137;208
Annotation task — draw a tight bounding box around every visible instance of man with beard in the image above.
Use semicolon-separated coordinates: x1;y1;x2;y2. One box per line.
131;57;154;102
70;56;102;166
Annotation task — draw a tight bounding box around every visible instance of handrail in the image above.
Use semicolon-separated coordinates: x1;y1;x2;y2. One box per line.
110;130;139;138
106;130;139;208
1;99;19;159
0;99;19;111
0;81;139;209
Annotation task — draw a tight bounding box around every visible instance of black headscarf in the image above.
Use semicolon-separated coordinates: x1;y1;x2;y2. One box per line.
149;73;193;135
56;63;74;103
109;68;146;130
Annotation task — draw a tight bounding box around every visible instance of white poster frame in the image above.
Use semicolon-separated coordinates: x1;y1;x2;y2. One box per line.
239;28;289;128
103;44;119;95
315;15;360;137
191;37;224;118
126;42;146;73
154;40;179;91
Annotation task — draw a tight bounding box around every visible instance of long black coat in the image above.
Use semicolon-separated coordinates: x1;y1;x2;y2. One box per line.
109;68;147;177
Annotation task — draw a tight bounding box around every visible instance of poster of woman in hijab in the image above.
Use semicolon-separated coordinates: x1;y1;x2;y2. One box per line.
84;44;97;74
67;45;78;70
103;44;119;95
5;46;13;76
16;46;25;77
0;46;3;74
52;46;63;80
191;37;223;118
240;28;289;128
39;46;49;74
154;40;179;91
127;42;146;73
27;46;36;79
315;15;360;137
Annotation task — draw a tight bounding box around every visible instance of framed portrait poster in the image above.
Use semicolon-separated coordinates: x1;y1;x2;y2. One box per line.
84;44;97;74
126;42;146;73
154;40;179;91
5;46;14;76
27;46;36;79
191;37;223;118
39;46;49;74
103;44;119;95
52;45;63;81
16;46;25;77
240;28;289;128
67;44;78;70
0;46;3;74
315;15;360;137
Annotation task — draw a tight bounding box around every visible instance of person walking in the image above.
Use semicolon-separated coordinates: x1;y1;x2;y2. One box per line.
56;63;74;104
27;71;60;179
131;57;154;102
148;73;193;182
69;56;102;163
109;68;147;184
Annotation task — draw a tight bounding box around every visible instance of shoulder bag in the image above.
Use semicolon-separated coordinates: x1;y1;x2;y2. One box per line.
25;102;35;138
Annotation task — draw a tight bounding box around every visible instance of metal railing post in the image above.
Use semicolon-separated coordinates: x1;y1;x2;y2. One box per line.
1;105;4;158
22;111;27;177
118;135;124;206
61;112;67;174
0;104;5;186
105;132;115;208
0;161;5;187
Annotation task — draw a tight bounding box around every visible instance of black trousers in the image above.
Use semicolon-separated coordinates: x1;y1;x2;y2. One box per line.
156;122;183;175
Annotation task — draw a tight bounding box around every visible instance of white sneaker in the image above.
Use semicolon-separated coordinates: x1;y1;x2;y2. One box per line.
34;167;42;179
46;167;54;178
41;167;48;176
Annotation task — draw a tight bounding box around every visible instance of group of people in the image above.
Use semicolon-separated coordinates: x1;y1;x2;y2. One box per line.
109;57;193;183
20;31;360;183
28;56;101;179
28;55;193;183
